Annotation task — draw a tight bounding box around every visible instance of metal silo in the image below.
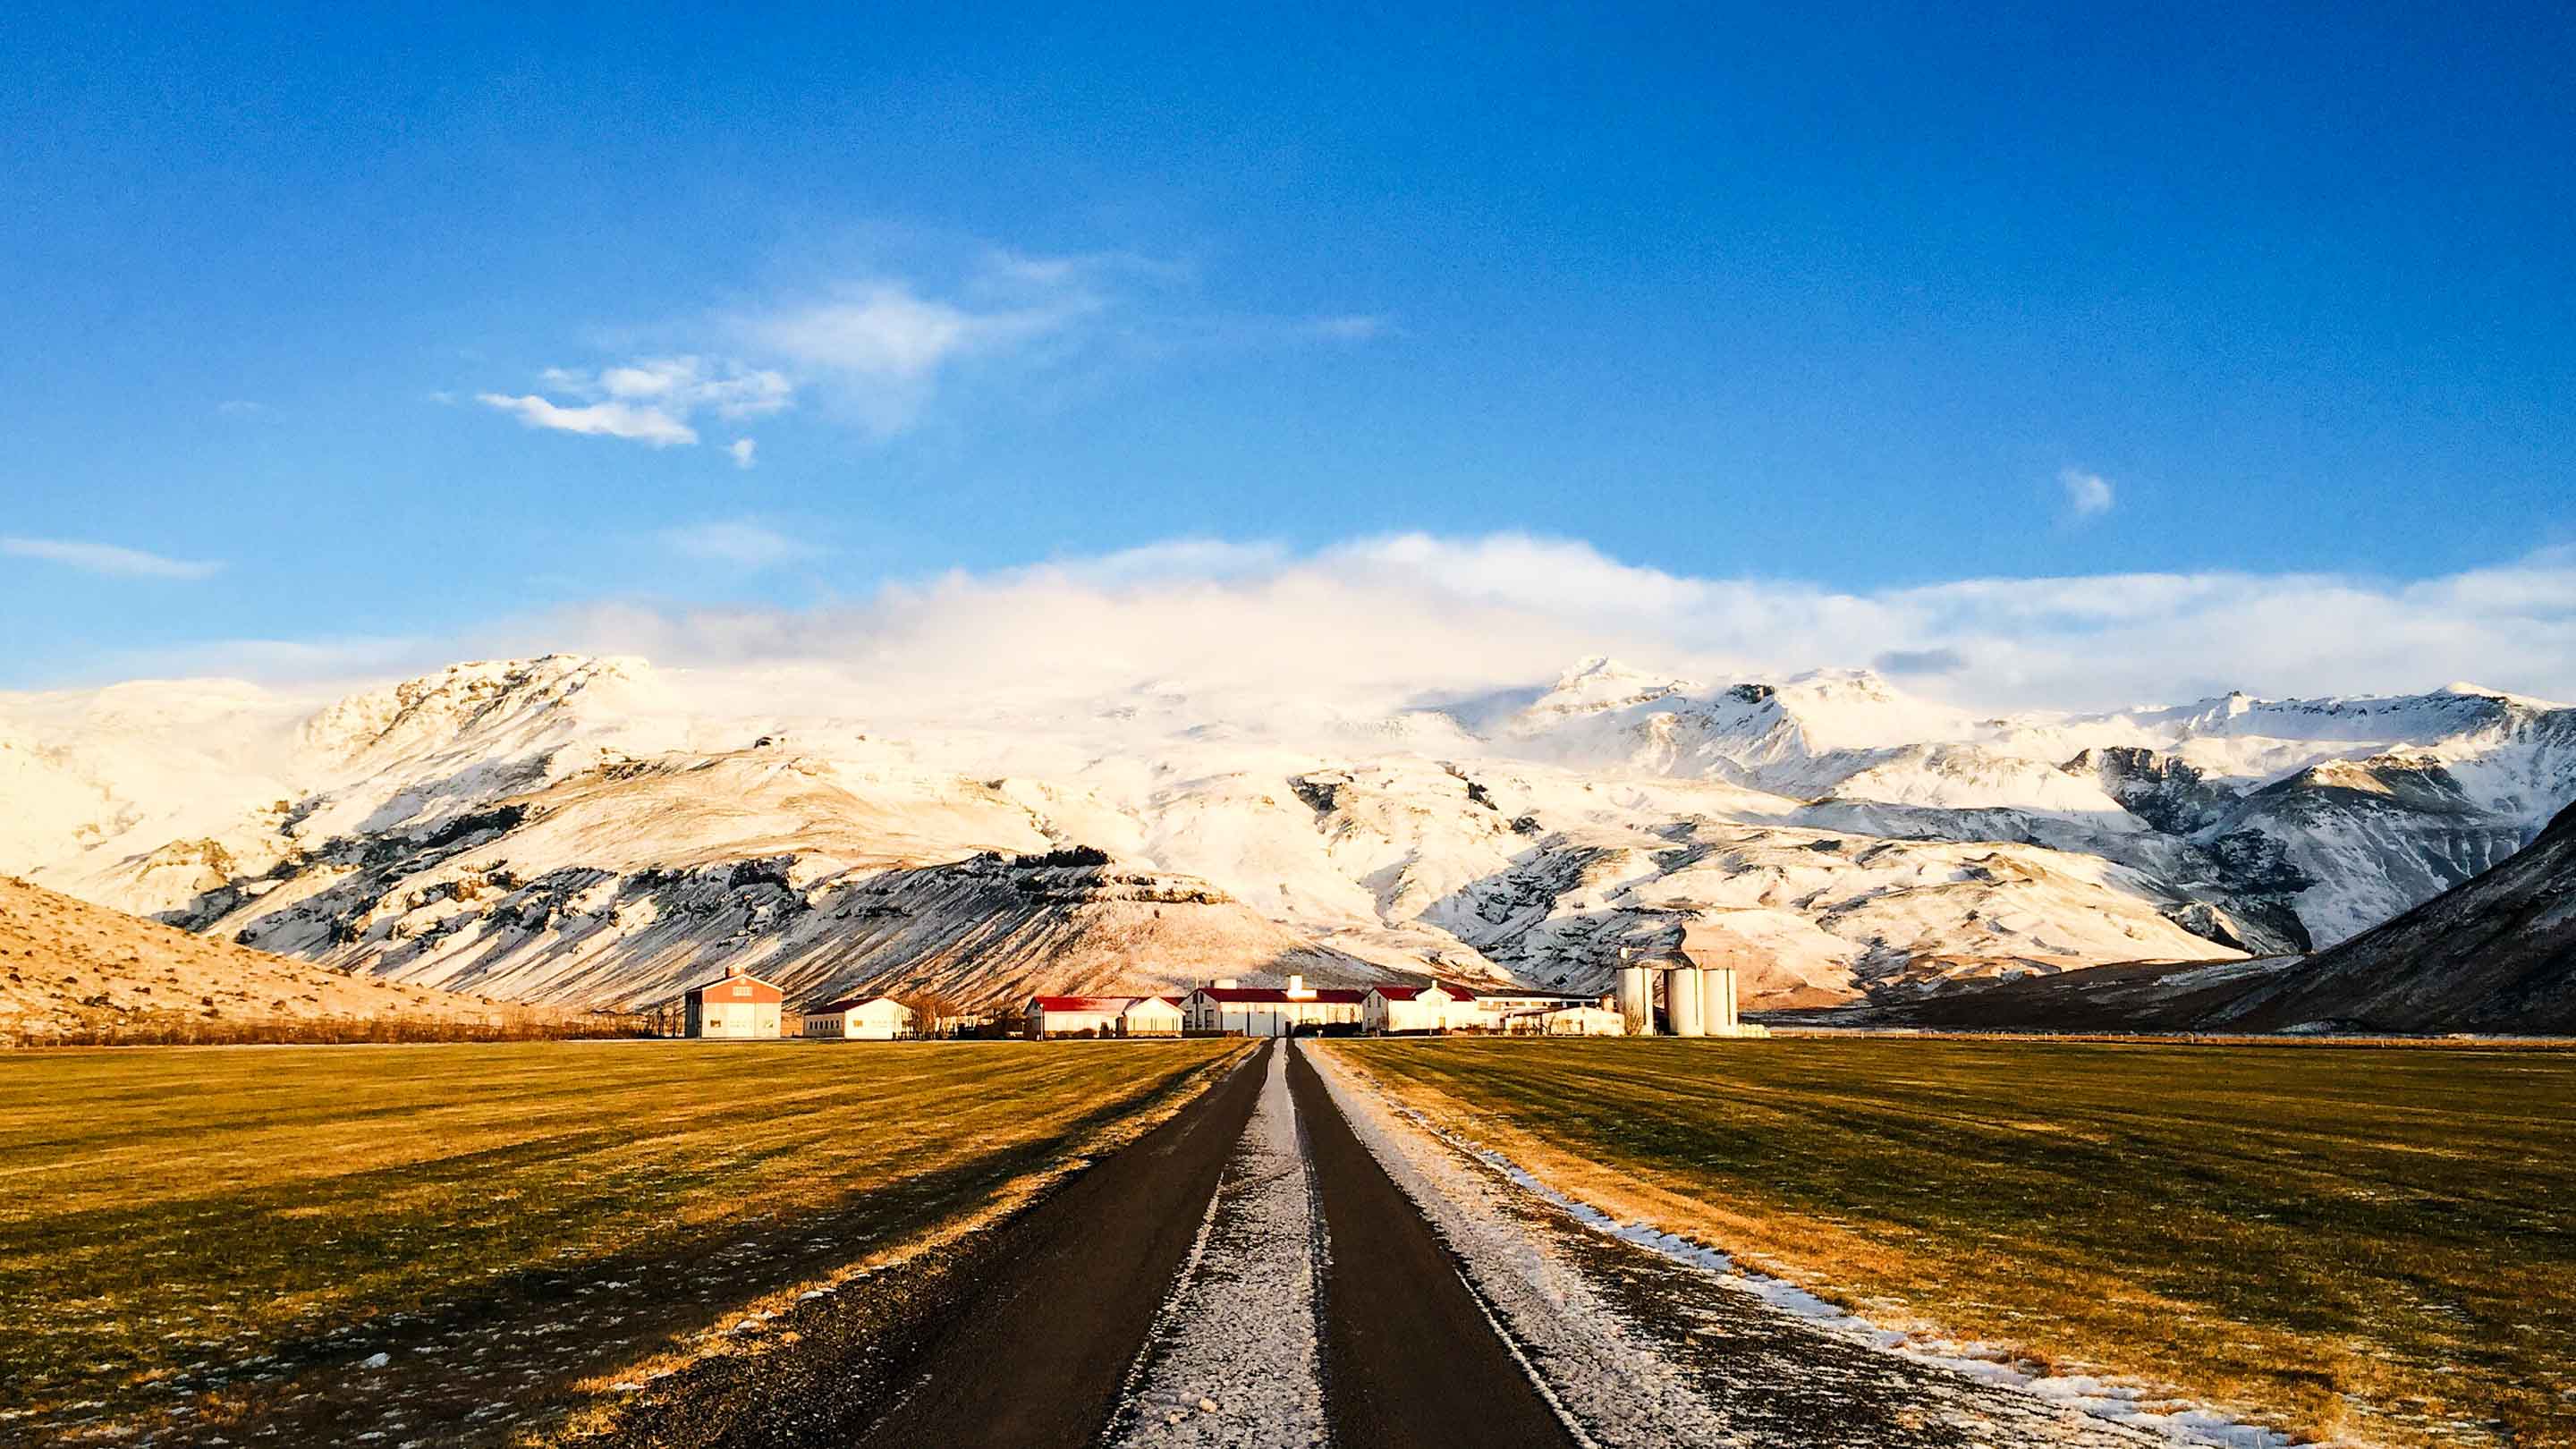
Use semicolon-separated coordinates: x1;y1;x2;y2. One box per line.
1665;965;1706;1037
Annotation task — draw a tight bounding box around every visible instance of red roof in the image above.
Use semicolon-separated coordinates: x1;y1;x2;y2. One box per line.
1030;996;1131;1013
1193;986;1368;1004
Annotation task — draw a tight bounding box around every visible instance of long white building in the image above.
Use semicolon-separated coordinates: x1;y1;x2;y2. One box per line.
1183;977;1365;1036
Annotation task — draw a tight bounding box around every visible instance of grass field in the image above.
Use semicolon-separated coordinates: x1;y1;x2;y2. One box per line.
1330;1037;2576;1448
0;1038;1241;1446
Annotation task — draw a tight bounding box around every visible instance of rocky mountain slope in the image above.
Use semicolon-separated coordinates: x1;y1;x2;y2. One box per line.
2212;797;2576;1032
4;653;2571;1014
1883;801;2576;1035
0;874;547;1038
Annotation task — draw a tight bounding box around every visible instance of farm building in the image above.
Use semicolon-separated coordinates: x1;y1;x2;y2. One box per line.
1465;989;1607;1021
1183;976;1366;1036
802;996;915;1039
1027;996;1130;1038
1119;996;1185;1037
1361;983;1475;1034
1497;1004;1627;1036
682;964;784;1039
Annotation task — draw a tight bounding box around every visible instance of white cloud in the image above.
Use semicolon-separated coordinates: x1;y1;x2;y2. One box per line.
477;393;699;446
480;533;2576;719
657;519;822;570
736;274;1101;436
2060;468;2116;517
1;536;224;580
726;438;757;470
473;244;1376;448
59;531;2576;717
479;355;791;453
573;355;792;419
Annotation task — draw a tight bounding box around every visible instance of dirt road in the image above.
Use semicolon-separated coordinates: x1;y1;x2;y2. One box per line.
595;1038;2227;1448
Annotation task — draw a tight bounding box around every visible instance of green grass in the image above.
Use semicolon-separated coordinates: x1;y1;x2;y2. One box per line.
0;1038;1239;1445
1331;1037;2576;1447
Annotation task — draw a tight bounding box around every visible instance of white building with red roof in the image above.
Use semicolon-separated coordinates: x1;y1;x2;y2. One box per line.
1021;994;1196;1038
1027;995;1131;1038
1360;982;1475;1034
1182;976;1366;1037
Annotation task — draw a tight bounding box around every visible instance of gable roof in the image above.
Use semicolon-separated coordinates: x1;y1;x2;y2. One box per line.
813;995;908;1015
1030;995;1131;1013
1368;984;1458;1002
1122;995;1183;1010
1191;986;1368;1004
684;970;784;997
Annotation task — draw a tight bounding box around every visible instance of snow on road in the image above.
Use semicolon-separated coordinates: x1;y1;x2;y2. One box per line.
1304;1046;2275;1449
1106;1044;1327;1448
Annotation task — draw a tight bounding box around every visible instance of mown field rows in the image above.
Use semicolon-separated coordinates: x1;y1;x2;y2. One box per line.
0;1038;1241;1446
1330;1036;2576;1448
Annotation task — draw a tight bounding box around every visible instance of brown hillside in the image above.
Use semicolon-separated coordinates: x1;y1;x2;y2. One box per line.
0;875;562;1040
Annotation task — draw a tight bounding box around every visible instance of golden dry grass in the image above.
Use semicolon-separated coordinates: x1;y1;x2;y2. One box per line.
0;873;570;1041
0;1038;1242;1445
1330;1036;2576;1448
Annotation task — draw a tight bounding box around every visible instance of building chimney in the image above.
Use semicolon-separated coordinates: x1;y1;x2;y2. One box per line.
1287;973;1311;999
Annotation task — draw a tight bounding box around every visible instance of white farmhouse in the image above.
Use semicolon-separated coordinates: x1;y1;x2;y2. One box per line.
1027;995;1129;1038
1361;983;1472;1034
1118;996;1185;1038
802;996;915;1040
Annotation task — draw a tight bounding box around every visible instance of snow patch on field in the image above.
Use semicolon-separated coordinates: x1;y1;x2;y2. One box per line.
1314;1050;2291;1449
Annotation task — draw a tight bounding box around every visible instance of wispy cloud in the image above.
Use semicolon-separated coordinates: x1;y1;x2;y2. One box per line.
1;536;223;580
477;355;792;450
546;355;792;419
472;243;1385;450
735;268;1105;436
726;437;757;470
214;399;270;417
2060;467;2116;518
477;393;699;446
657;518;822;570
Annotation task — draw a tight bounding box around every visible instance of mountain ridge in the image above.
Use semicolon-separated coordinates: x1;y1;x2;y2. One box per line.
6;652;2572;1015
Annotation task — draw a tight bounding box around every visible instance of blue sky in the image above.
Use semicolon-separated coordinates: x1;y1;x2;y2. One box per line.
3;3;2571;695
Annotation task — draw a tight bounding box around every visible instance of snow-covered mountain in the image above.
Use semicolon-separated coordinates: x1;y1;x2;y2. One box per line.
4;653;2571;1013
